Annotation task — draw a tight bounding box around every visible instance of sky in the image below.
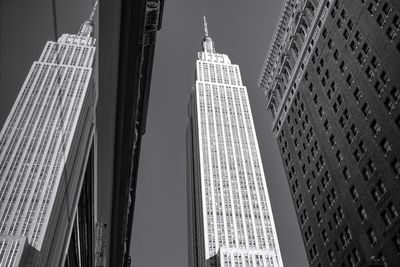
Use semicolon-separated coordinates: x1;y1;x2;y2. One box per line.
0;0;308;266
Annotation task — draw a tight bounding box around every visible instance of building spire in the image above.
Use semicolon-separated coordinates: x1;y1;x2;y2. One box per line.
202;16;215;53
79;0;98;37
88;0;98;22
203;16;209;37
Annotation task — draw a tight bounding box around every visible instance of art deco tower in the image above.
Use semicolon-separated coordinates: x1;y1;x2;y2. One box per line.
259;0;400;266
0;2;98;266
187;17;283;267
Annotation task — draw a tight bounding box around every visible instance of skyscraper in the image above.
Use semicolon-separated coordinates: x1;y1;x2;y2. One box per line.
187;17;283;267
0;3;98;266
259;0;400;266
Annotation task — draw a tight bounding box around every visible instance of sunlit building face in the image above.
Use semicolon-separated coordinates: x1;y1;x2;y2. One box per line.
187;17;283;267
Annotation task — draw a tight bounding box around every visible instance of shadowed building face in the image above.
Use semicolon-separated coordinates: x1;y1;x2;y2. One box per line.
259;0;400;266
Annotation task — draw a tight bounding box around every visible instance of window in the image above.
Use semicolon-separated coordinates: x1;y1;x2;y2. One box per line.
323;119;330;131
374;81;383;95
380;70;389;84
306;179;312;190
312;194;317;206
362;159;376;182
367;228;378;245
382;3;391;15
339;109;350;128
313;94;319;105
357;52;364;64
353;87;362;101
347;19;354;30
350;40;356;51
318;106;324;117
358;205;367;221
328;38;333;49
393;15;400;29
361;102;371;117
391;158;400;176
343;29;349;39
339;61;346;72
353;148;362;162
337;18;342;28
349;248;361;266
384;97;395;112
391;86;400;102
381;210;392;227
377;14;385;26
340;9;347;19
362;43;370;54
351;124;358;136
371;188;382;203
316;211;322;223
334;49;340;60
333;102;339;113
371;56;379;68
377;179;386;193
355;30;362;42
380;138;391;155
343;167;351;181
309;82;314;92
329;134;336;146
346;74;353;85
388;202;398;218
350;185;359;200
336;150;343;163
346;131;354;144
328;249;334;263
365;66;373;79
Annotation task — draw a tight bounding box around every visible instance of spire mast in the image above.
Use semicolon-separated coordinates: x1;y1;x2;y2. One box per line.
203;16;209;37
202;16;215;53
88;0;99;23
79;0;98;37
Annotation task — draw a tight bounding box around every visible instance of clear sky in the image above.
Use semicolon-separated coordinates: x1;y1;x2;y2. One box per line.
0;0;308;266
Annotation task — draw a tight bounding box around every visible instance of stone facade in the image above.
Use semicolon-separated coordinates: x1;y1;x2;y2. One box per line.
259;0;400;266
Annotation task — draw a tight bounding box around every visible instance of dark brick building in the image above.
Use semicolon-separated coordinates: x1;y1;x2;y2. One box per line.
259;0;400;266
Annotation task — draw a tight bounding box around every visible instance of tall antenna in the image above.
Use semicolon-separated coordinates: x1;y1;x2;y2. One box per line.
203;16;209;37
88;0;99;23
79;0;99;37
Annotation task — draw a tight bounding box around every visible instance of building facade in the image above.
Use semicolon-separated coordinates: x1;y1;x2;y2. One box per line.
259;0;400;266
101;0;165;266
187;17;283;267
0;3;98;266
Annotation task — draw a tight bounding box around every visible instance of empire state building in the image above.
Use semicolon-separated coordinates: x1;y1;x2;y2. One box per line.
0;2;98;266
187;17;284;267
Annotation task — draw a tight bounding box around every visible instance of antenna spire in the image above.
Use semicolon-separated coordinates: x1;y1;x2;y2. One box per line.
203;16;209;37
88;0;99;22
79;0;98;37
202;16;215;53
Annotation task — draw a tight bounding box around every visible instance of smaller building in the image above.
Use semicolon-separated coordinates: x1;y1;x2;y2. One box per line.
259;0;400;266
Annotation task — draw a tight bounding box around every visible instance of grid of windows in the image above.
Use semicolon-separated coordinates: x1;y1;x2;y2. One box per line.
260;0;400;265
0;32;95;255
191;32;283;266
